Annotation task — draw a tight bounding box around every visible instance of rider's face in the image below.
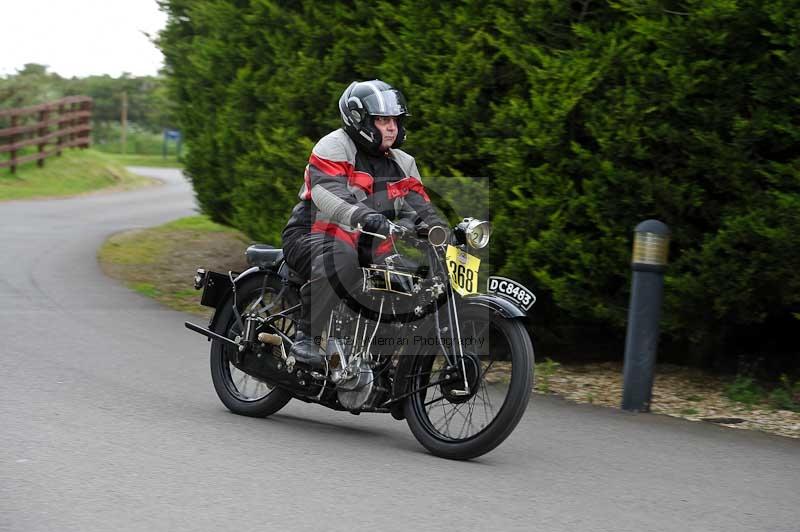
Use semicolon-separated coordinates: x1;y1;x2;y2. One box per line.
374;116;398;151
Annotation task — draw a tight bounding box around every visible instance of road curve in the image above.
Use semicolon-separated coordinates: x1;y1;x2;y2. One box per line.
1;168;798;532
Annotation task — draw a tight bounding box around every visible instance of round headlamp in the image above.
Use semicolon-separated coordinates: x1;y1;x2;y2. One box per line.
458;218;492;249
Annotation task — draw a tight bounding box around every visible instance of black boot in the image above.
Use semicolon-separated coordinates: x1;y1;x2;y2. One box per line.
288;332;325;370
288;280;326;370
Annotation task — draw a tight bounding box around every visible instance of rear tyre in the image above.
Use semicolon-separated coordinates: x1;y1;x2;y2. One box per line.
210;273;294;417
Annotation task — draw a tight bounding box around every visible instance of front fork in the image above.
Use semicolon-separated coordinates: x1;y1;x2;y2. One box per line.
445;282;471;395
429;244;471;395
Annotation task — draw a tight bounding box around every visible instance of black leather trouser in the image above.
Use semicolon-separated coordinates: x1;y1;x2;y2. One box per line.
283;232;388;339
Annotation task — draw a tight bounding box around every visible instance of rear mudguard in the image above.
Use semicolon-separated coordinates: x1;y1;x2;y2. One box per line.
206;260;304;338
391;293;527;401
206;266;270;331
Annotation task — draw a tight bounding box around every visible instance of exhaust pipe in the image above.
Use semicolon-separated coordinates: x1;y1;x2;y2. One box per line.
185;322;284;348
184;321;240;348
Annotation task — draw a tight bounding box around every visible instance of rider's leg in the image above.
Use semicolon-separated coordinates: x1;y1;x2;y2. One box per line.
287;236;361;369
282;233;330;368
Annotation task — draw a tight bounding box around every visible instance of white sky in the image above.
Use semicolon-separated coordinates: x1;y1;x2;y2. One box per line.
0;0;167;78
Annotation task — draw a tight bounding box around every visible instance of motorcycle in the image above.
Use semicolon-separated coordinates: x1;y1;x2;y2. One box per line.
185;218;535;460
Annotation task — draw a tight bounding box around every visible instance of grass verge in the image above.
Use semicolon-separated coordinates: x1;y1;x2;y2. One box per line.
0;149;155;201
98;215;252;316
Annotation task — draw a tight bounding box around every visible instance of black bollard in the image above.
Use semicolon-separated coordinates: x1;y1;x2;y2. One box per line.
622;220;670;412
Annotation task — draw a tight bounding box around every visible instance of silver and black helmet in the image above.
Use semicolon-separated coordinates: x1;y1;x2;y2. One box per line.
338;79;409;152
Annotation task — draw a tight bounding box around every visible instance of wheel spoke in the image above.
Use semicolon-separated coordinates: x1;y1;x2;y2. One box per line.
480;358;496;379
480;380;495;420
429;401;448;428
441;399;474;437
442;403;459;435
455;401;474;439
447;401;473;438
462;396;478;436
424;393;447;407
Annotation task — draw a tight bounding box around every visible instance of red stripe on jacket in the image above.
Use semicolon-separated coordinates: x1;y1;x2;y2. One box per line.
310;221;395;256
309;153;353;177
349;171;373;194
386;177;430;202
308;153;374;195
310;221;359;248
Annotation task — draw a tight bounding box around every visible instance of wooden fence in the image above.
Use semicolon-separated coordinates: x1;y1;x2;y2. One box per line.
0;96;92;173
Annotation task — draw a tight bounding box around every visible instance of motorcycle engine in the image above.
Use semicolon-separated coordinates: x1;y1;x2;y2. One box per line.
336;359;375;410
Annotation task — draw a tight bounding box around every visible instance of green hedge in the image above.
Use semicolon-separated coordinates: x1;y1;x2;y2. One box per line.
158;0;800;371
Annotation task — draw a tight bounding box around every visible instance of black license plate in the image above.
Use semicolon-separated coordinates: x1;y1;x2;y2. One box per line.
486;276;536;310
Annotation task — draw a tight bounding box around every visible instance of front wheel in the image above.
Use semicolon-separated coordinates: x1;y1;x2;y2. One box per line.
404;305;534;459
209;273;294;417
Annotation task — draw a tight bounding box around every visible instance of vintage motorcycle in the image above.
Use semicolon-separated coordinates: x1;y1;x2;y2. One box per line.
185;218;536;460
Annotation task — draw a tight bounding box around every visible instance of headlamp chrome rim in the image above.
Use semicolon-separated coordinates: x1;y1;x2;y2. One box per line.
460;218;492;249
427;225;449;247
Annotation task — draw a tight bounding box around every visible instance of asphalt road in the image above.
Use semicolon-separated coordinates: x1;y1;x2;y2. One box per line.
1;168;798;532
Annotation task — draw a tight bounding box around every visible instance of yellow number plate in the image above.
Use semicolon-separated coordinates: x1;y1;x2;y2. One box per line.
445;245;480;296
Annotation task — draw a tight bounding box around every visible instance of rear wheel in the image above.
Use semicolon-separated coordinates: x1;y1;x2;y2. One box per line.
210;273;294;417
404;305;534;459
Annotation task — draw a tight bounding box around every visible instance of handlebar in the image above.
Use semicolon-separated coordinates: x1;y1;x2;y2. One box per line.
356;221;449;246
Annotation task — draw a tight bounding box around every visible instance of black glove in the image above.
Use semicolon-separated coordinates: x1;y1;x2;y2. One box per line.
424;215;448;230
418;215;449;243
360;213;391;237
394;217;416;233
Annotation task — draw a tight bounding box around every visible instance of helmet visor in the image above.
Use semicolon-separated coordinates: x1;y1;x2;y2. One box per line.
362;88;409;117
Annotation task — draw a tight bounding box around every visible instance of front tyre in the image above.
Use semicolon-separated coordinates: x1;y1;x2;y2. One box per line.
404;305;534;459
210;273;293;417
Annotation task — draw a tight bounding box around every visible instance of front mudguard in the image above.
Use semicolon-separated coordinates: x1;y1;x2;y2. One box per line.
460;293;527;319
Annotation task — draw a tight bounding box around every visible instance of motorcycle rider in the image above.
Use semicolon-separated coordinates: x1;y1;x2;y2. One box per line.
281;79;446;370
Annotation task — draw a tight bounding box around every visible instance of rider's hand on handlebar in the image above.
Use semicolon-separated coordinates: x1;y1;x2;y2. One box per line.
361;213;391;237
393;217;416;233
425;215;448;230
394;217;434;240
419;215;450;244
